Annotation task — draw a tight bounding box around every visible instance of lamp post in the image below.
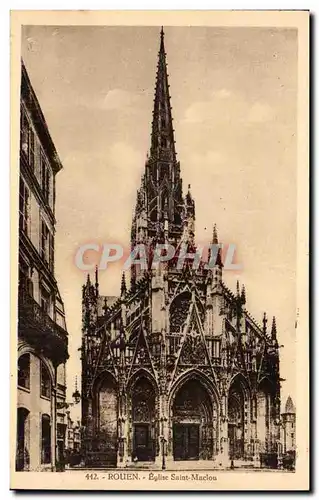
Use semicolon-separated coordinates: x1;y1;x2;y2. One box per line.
57;376;82;409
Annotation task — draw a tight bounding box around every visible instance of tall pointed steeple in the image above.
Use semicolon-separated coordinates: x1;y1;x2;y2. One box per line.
150;27;176;162
130;27;186;284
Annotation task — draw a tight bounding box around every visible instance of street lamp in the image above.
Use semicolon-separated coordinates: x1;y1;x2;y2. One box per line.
56;377;81;409
72;389;81;405
72;376;81;404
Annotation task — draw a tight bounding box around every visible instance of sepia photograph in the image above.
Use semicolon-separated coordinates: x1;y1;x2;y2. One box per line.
10;10;309;491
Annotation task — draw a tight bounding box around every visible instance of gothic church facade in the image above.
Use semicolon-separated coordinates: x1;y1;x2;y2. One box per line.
81;29;281;469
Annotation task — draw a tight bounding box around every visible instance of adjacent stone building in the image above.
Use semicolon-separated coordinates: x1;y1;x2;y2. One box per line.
81;29;282;469
65;412;81;454
17;61;69;471
281;396;296;454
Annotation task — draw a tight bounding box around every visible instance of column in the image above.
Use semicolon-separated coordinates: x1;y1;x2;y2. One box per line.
84;398;94;465
166;408;174;468
243;399;250;459
118;387;129;467
215;395;229;468
155;393;169;469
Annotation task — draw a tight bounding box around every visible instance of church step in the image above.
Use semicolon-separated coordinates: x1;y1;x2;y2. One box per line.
128;461;156;469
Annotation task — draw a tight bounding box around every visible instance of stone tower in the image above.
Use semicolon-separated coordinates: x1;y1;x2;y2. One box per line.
282;396;296;454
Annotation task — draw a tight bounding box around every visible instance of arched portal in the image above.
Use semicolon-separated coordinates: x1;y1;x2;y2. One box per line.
228;376;249;460
94;373;118;465
16;407;30;471
172;378;214;460
131;376;156;461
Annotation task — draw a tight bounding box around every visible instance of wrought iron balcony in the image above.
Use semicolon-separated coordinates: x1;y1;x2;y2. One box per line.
18;290;69;365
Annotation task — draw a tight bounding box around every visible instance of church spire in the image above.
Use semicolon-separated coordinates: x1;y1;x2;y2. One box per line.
213;224;218;245
131;25;184;286
271;316;277;343
160;25;165;50
210;224;223;268
121;272;127;297
150;27;176;161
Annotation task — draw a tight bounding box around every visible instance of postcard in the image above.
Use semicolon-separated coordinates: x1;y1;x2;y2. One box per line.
10;10;309;491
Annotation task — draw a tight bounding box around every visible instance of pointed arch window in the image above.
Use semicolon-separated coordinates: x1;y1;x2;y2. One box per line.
150;207;158;223
151;163;157;184
170;292;191;333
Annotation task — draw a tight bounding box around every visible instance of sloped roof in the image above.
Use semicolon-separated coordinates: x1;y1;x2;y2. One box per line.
285;395;296;413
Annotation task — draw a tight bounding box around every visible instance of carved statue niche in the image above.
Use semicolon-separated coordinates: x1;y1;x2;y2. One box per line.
180;335;206;365
170;292;191;333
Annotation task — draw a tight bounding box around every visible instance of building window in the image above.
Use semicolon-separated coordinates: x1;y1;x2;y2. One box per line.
28;127;35;171
18;265;33;297
40;221;54;270
19;178;29;234
49;234;54;272
40;286;51;316
212;339;220;359
18;354;30;390
41;414;51;464
40;362;51;399
41;221;49;262
20;108;29;155
40;154;51;204
20;107;36;171
291;432;295;449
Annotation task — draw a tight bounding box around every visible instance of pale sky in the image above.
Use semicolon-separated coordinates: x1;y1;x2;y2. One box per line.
21;26;297;415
